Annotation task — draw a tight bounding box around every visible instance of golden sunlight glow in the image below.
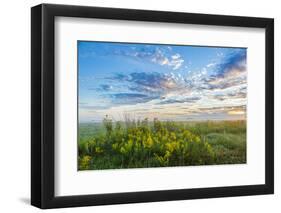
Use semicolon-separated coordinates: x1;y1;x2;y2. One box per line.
227;110;245;115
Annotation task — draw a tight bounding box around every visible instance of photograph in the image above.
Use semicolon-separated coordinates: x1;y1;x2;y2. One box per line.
78;41;247;170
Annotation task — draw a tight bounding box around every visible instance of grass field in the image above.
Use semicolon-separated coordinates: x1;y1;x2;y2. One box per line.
78;118;246;170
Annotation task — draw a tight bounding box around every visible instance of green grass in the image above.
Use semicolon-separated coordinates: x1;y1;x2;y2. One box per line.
78;118;246;170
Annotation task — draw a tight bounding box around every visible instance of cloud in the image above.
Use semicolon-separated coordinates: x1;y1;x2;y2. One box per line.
130;72;178;90
156;96;201;105
88;85;113;92
108;73;128;81
150;49;184;70
213;50;246;77
99;84;112;91
200;50;247;91
206;62;216;68
111;71;184;94
197;105;246;114
110;93;157;104
104;71;191;106
171;54;180;60
202;75;246;90
113;46;184;70
213;90;246;101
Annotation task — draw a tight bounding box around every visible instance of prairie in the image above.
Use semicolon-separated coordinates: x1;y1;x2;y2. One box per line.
78;118;246;170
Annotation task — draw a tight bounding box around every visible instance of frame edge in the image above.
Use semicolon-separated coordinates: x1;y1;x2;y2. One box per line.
265;18;274;194
31;4;43;208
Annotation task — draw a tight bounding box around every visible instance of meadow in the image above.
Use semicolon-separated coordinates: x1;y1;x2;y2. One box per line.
78;117;246;170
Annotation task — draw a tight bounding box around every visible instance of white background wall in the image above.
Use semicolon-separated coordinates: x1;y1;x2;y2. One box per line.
0;0;279;212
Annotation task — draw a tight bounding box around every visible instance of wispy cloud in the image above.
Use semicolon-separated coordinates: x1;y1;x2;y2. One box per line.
129;72;178;90
188;50;247;92
156;96;201;105
111;45;185;70
99;84;113;91
150;50;184;70
110;93;157;105
111;71;182;93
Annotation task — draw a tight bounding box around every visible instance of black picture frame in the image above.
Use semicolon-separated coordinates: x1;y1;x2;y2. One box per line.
31;3;274;209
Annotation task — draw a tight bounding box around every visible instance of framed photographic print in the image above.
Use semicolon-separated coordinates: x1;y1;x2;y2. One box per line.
31;3;274;209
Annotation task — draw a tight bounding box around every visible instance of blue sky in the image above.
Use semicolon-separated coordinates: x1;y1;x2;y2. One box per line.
78;41;247;122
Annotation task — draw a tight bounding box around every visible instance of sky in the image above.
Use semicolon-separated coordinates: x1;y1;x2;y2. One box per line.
78;41;247;122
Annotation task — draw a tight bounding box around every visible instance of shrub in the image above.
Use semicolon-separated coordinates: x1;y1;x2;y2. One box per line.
79;155;92;170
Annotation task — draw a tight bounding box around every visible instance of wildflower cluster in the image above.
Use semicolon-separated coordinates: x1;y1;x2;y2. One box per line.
78;117;216;170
